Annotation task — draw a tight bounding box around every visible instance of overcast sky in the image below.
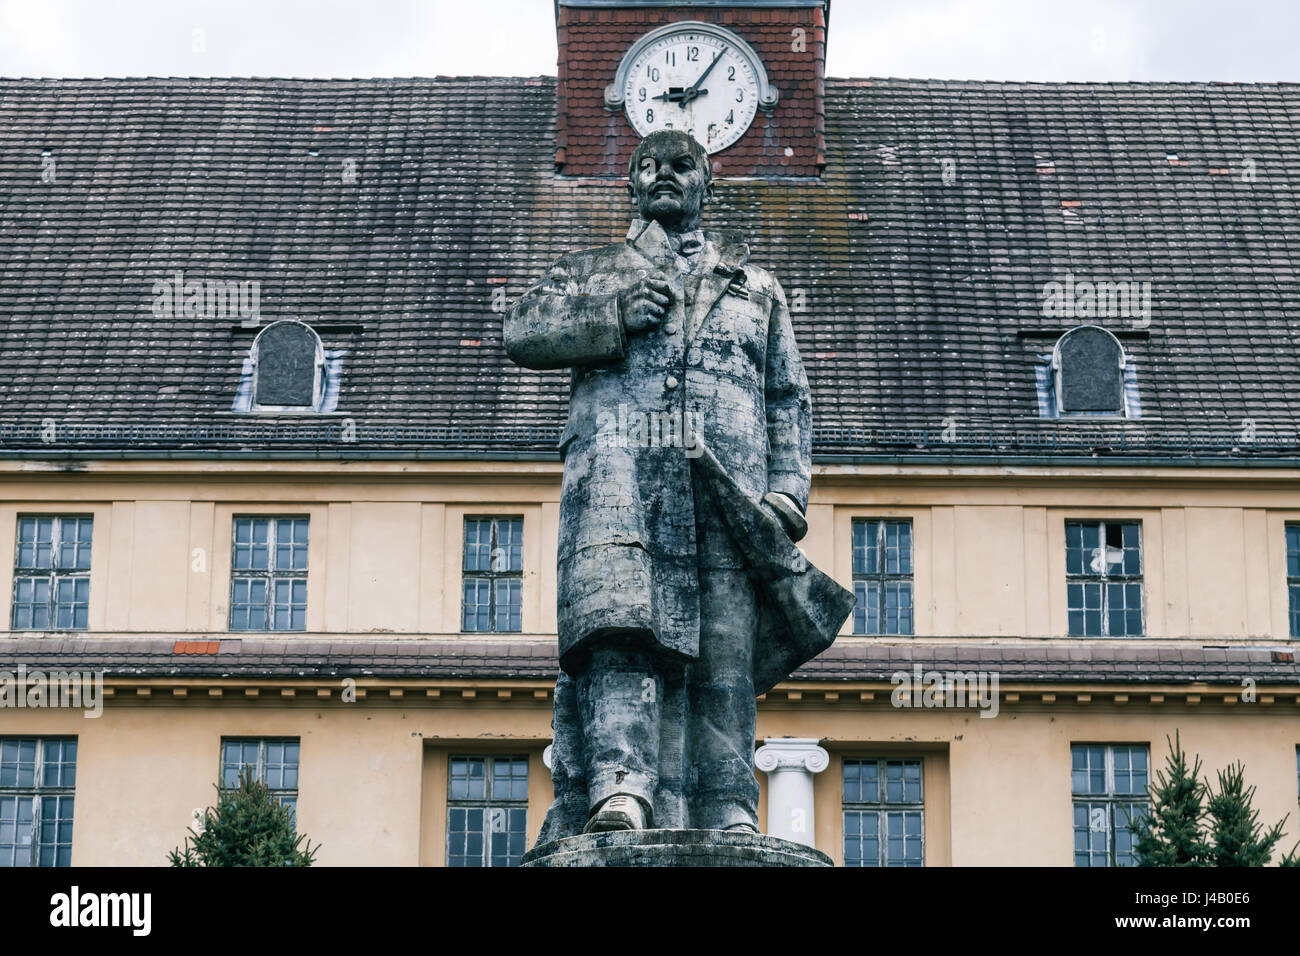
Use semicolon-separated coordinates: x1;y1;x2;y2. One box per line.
1;0;1296;82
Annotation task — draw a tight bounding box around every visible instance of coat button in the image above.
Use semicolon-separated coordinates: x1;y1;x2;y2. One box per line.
665;375;679;389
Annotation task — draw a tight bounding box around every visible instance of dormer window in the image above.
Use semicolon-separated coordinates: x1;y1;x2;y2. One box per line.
1052;326;1128;417
251;321;324;412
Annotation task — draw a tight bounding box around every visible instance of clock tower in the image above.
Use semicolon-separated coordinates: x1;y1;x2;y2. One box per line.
554;0;828;178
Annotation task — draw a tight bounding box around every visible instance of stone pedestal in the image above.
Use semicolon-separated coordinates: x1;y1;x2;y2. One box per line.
520;829;832;867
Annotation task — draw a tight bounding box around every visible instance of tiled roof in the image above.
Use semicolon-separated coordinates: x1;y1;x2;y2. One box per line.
1;636;1296;685
2;77;1299;458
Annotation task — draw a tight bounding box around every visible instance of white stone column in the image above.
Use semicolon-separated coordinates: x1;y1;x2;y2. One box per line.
754;738;829;847
542;744;554;773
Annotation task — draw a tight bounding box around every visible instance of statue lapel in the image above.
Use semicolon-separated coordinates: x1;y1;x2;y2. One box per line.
625;220;688;334
687;237;750;344
623;221;750;343
625;219;677;271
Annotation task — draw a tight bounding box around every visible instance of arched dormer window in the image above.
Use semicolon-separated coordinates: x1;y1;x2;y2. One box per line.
251;320;324;411
1052;325;1127;416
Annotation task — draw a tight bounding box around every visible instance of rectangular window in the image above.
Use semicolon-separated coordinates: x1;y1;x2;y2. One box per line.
446;755;529;867
1287;525;1300;638
230;517;308;631
0;737;76;866
851;519;913;635
462;517;523;632
842;757;924;866
1071;743;1149;867
220;738;300;819
1066;520;1143;636
11;516;92;630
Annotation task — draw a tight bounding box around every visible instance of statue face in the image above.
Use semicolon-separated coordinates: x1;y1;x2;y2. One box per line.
629;135;713;233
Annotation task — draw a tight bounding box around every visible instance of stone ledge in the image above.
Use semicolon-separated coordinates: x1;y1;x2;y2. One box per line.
520;828;833;867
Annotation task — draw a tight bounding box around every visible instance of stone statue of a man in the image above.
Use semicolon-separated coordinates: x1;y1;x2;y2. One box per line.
506;130;852;840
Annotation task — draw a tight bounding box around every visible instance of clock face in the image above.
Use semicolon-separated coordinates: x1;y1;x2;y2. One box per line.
621;27;761;154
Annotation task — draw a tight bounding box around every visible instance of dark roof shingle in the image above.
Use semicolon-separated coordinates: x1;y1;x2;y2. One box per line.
1;636;1295;684
2;76;1299;458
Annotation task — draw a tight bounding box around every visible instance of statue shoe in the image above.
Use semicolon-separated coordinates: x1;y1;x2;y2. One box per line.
583;794;647;833
724;822;759;835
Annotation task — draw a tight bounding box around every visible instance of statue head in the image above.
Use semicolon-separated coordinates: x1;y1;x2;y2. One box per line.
627;130;714;233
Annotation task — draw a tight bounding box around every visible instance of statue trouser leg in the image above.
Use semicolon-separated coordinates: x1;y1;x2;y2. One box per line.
535;671;589;844
686;564;760;831
575;636;662;823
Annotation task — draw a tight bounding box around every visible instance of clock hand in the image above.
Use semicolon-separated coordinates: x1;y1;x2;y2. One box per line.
682;47;726;104
652;88;708;106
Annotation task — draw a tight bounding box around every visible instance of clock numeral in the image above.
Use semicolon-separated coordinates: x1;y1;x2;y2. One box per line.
665;51;676;66
687;46;699;61
638;87;646;102
648;67;660;82
728;66;736;81
646;109;654;124
726;110;734;124
736;89;744;103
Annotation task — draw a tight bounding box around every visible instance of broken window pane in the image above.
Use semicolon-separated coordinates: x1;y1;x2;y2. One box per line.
1066;521;1143;636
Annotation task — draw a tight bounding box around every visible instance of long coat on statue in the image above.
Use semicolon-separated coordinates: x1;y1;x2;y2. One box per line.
505;218;851;696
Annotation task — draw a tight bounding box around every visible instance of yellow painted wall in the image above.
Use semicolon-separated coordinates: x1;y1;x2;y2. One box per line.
1;698;1295;866
2;459;1300;866
1;461;1299;640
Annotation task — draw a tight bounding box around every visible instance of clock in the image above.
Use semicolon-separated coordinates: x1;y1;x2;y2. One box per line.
606;21;780;155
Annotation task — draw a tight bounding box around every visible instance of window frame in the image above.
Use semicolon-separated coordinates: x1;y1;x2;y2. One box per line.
1070;742;1149;867
219;737;301;819
445;754;530;868
1052;325;1129;419
841;756;925;867
1065;519;1144;637
10;514;93;631
1286;524;1300;639
249;319;325;413
461;516;524;633
228;515;310;632
850;518;914;636
0;736;77;867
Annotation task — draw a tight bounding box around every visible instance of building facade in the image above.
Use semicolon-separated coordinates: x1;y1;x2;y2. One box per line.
2;0;1299;866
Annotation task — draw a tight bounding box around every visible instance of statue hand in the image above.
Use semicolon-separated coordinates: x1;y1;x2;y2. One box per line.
618;274;672;334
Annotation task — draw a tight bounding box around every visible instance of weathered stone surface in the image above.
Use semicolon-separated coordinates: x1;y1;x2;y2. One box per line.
521;828;833;868
505;130;854;846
